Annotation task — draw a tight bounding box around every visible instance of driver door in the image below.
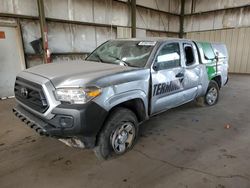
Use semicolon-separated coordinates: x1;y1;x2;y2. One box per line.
150;42;185;114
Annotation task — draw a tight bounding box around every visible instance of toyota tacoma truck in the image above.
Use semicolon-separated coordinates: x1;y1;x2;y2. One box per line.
13;38;228;159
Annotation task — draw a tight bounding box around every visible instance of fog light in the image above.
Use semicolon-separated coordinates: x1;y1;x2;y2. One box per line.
59;116;73;128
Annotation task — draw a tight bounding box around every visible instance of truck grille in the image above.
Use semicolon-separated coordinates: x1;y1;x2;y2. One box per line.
14;77;49;113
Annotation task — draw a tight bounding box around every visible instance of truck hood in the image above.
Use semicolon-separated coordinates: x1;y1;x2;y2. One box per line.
25;60;136;87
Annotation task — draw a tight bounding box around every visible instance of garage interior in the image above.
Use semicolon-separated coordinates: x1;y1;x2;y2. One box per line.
0;0;250;187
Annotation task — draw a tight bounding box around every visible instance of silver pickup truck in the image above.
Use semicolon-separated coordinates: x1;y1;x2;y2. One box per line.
13;38;228;159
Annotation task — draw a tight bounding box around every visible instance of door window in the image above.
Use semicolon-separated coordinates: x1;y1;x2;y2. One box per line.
155;43;181;70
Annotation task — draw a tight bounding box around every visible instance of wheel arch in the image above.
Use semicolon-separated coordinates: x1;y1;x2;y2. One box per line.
95;92;148;146
211;75;222;88
110;98;147;123
103;90;148;122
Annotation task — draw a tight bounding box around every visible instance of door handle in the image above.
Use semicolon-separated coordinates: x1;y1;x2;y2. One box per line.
176;72;184;78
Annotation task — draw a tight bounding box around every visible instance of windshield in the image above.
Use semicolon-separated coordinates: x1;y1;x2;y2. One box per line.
86;40;155;68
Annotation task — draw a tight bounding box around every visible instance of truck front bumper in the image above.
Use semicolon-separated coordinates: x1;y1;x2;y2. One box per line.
13;102;108;148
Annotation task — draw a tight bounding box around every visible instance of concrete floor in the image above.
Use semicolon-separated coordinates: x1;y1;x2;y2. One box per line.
0;74;250;188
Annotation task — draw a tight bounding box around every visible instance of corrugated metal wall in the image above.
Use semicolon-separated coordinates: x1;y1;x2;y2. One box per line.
184;8;250;33
184;0;250;14
0;0;181;67
184;0;250;74
146;30;178;38
137;0;181;14
186;27;250;73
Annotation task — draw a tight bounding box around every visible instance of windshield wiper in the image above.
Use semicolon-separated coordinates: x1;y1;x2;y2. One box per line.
108;55;130;67
95;54;104;63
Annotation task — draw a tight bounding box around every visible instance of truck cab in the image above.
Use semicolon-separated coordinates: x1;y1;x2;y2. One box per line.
13;38;228;159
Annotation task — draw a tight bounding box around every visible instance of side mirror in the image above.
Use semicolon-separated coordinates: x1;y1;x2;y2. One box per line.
153;63;159;71
215;54;219;62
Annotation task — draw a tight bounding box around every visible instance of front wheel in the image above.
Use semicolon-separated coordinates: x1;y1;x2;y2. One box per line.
94;107;139;160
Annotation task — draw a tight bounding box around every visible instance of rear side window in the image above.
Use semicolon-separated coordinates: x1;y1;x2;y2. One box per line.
199;42;216;60
183;43;195;66
155;43;181;70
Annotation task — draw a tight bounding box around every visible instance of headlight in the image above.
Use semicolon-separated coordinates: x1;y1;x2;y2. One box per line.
55;87;101;104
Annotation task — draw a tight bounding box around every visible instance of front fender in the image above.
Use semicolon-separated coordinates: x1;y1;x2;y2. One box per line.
103;89;148;113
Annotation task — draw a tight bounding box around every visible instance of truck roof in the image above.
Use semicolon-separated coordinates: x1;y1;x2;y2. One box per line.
111;37;225;45
111;37;194;43
110;37;228;60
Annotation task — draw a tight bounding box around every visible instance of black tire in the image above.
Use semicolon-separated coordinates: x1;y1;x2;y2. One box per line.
94;107;139;160
204;80;220;106
196;80;219;107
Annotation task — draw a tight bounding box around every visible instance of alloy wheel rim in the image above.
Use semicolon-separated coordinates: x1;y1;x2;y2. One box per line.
110;122;135;154
206;87;218;105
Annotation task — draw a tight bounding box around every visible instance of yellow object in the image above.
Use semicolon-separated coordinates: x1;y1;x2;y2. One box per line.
86;89;101;97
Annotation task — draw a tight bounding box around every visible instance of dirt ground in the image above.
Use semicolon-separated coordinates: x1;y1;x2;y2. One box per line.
0;74;250;188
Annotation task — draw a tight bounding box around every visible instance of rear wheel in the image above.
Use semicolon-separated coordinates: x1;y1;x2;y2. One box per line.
205;80;219;106
196;80;219;106
94;107;138;160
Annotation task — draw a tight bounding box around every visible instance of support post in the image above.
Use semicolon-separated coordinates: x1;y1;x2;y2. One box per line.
179;0;185;38
37;0;50;63
131;0;136;38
